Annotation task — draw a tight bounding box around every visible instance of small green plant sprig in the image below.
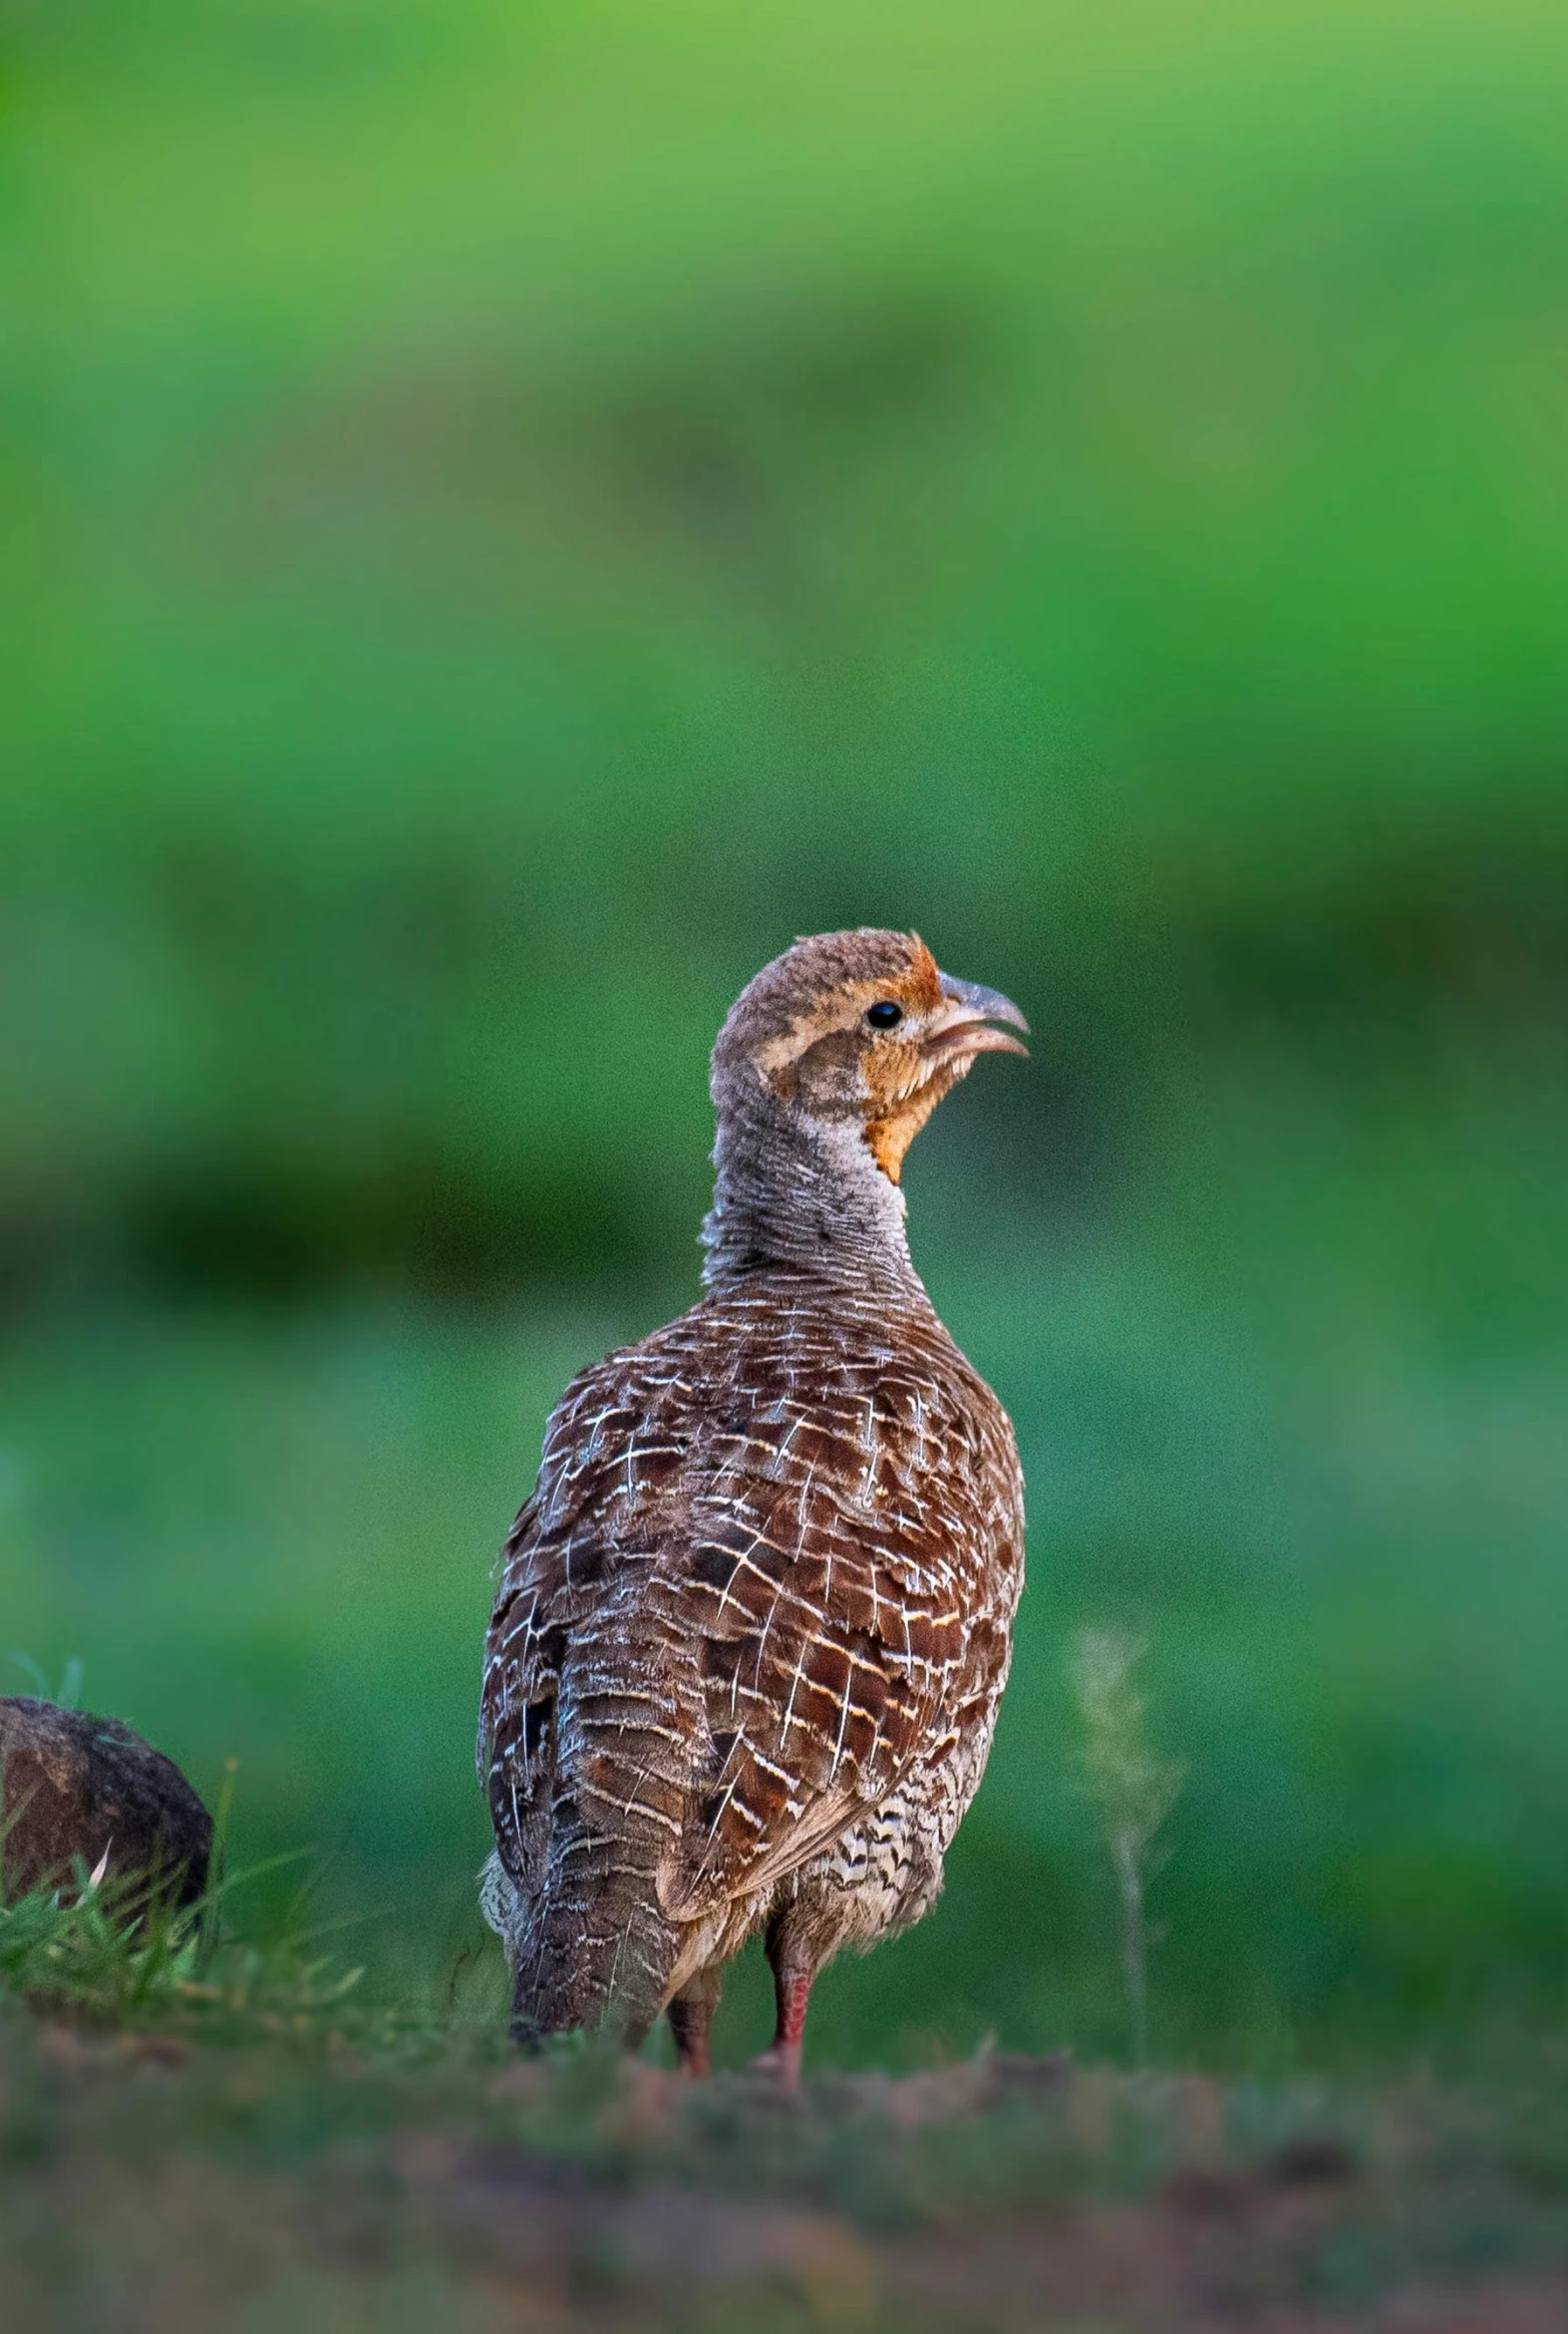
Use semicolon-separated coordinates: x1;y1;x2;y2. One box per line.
1072;1629;1185;2070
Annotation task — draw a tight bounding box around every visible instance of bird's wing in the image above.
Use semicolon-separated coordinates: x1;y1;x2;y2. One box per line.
654;1335;1021;1923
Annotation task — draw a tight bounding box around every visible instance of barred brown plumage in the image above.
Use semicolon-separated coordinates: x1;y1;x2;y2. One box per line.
477;928;1027;2080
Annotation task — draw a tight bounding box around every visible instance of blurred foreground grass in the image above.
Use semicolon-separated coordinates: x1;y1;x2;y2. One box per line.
5;1827;1568;2331
4;1973;1568;2333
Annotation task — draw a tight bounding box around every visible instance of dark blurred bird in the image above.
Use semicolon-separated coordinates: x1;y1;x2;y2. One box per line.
0;1697;211;1908
477;929;1027;2080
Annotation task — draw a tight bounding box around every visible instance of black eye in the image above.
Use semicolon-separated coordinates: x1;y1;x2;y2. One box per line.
865;1000;903;1029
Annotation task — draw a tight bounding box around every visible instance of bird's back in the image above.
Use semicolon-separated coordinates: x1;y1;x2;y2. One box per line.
478;1266;1024;2038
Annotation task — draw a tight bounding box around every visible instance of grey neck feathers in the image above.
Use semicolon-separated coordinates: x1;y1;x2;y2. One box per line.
701;1077;919;1293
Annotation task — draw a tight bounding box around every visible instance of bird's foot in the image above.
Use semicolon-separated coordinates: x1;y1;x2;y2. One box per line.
749;2038;803;2092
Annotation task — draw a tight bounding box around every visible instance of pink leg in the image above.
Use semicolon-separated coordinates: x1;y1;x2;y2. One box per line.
753;1965;812;2090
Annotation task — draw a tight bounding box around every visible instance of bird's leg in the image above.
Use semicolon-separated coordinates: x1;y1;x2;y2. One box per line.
753;1959;813;2090
667;1979;719;2078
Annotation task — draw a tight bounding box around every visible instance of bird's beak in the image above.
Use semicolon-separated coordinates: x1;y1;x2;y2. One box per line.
924;972;1031;1065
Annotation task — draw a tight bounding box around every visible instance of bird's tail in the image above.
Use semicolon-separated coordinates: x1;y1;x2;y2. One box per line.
506;1609;700;2045
508;1845;679;2048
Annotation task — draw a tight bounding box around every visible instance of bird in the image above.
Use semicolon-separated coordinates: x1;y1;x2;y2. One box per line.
0;1697;212;1910
476;928;1027;2082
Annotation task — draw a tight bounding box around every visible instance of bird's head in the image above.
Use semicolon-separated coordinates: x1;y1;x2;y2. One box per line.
711;928;1028;1186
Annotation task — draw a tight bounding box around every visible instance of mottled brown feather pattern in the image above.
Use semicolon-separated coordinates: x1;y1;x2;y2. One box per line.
480;1277;1022;2031
477;928;1026;2056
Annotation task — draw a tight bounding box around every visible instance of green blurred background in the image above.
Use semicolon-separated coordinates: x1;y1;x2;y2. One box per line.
3;0;1566;2072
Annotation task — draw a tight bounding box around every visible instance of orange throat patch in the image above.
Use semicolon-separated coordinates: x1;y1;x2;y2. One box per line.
865;1062;966;1183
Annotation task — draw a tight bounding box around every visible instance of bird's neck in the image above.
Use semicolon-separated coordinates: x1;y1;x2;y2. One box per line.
701;1084;921;1295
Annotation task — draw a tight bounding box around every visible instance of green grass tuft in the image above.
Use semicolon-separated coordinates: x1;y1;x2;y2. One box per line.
0;1862;369;2040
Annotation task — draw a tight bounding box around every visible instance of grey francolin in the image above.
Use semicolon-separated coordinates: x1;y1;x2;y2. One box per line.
477;929;1027;2080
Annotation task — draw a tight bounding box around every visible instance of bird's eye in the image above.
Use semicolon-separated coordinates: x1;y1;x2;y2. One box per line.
865;1001;903;1029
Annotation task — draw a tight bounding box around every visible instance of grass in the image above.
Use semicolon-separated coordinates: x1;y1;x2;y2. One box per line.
3;1907;1568;2333
0;1870;363;2041
0;1755;381;2040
